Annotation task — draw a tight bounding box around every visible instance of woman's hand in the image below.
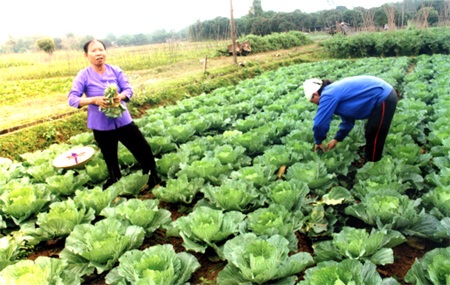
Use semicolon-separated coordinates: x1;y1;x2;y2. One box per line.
315;143;326;153
113;93;127;103
326;139;339;151
92;97;109;108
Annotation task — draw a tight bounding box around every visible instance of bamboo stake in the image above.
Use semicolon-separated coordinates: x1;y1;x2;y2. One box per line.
230;0;237;64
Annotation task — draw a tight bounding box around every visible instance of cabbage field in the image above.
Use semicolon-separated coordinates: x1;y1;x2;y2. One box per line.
0;54;450;284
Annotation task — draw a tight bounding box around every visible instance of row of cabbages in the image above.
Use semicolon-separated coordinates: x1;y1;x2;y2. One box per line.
0;55;448;284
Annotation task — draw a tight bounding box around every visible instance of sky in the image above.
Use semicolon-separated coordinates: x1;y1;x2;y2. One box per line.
1;0;398;45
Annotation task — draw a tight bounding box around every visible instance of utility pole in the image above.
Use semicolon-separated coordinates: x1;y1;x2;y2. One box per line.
230;0;237;64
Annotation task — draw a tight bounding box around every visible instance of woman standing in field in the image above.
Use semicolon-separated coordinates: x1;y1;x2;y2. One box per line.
303;76;397;162
68;39;160;189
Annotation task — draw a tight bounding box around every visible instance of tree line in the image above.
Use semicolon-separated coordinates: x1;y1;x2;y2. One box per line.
1;0;447;54
189;0;447;40
0;29;188;54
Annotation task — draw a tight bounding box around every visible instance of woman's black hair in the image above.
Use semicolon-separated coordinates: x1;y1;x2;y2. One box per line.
317;79;334;95
83;39;107;53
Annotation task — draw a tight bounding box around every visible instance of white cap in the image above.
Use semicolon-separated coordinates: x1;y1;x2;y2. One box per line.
341;22;345;25
303;78;322;100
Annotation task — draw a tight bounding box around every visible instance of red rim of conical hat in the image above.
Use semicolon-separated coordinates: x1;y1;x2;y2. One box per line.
53;146;95;169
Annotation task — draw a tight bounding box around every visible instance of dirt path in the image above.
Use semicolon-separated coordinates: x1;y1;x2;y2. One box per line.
0;45;318;133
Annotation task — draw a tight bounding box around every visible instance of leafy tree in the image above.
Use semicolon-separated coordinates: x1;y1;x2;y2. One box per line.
104;33;117;47
36;38;55;56
117;34;134;46
133;33;149;45
249;0;263;18
53;37;63;50
417;7;440;26
374;7;388;26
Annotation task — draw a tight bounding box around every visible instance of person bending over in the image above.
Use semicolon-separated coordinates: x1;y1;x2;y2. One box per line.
303;75;397;162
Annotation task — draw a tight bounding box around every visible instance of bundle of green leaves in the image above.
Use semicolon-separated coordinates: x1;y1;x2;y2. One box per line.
99;83;126;119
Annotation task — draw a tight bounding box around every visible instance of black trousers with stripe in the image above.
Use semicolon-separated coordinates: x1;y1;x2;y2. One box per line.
365;89;398;162
93;122;157;184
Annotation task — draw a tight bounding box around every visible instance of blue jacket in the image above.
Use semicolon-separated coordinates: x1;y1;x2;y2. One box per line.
313;76;393;145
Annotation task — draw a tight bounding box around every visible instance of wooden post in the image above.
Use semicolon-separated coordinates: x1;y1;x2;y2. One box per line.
402;1;405;29
203;55;208;73
230;0;237;64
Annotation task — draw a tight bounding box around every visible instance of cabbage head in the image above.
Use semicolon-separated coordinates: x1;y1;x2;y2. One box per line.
217;233;314;285
173;206;245;259
0;185;53;225
299;259;399;285
45;170;90;197
107;171;149;196
74;186;118;215
60;218;145;276
101;198;171;237
20;199;95;244
153;175;204;204
241;204;303;252
313;227;406;265
230;164;278;189
284;160;337;196
264;179;312;212
405;246;450;285
178;157;231;184
200;179;264;212
105;244;200;285
0;256;81;285
210;144;251;170
345;192;440;239
422;186;450;219
0;236;21;271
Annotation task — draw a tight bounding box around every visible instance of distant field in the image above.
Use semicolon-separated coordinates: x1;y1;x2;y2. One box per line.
0;40;229;81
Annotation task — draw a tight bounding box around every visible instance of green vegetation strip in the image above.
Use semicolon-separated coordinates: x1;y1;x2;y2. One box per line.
322;27;450;58
0;112;89;161
0;77;73;107
0;54;315;160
